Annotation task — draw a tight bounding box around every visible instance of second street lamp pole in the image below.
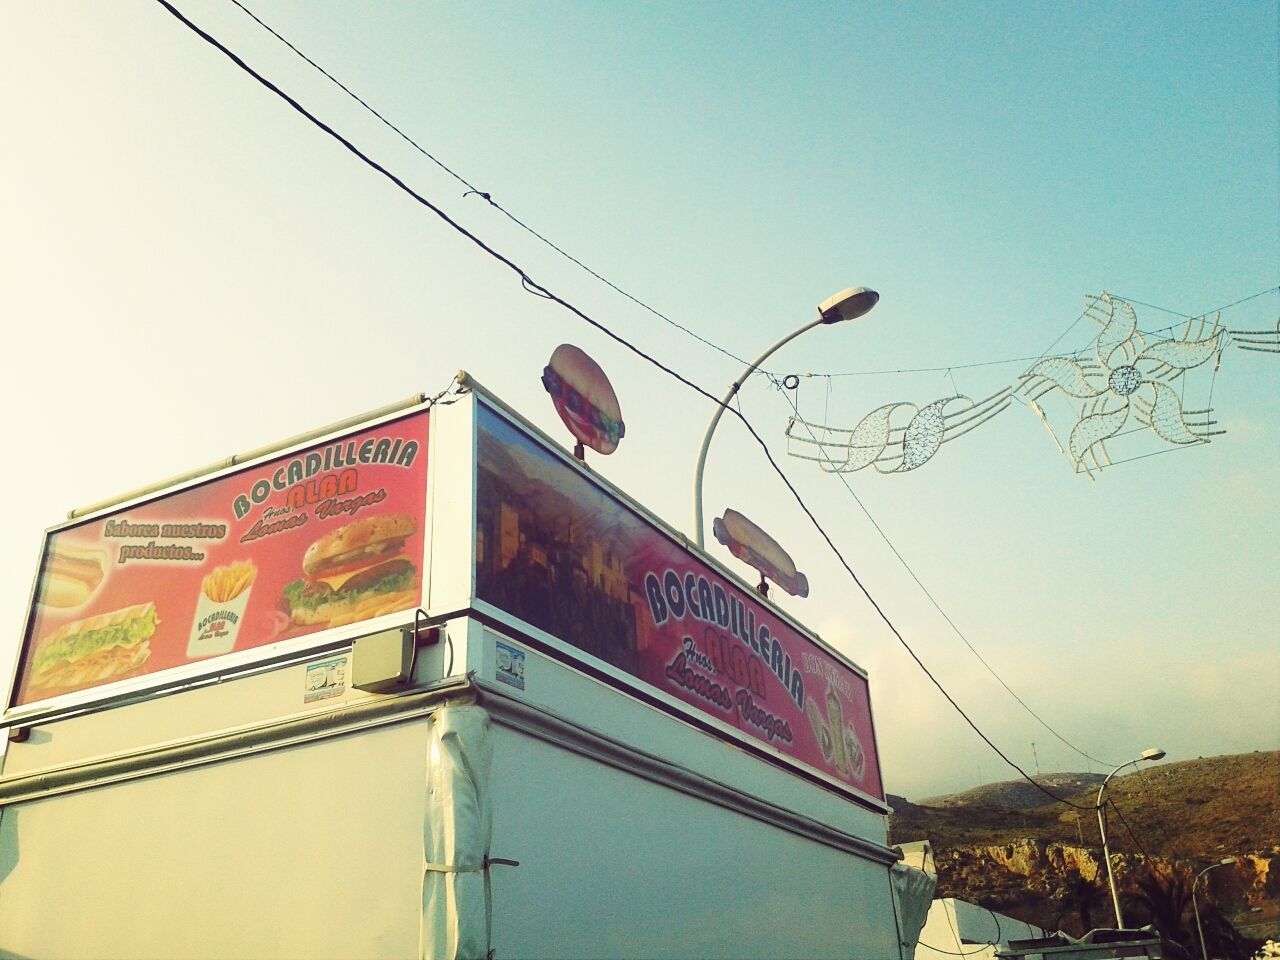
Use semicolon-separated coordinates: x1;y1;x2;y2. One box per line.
691;287;879;548
1097;747;1167;929
1193;858;1236;960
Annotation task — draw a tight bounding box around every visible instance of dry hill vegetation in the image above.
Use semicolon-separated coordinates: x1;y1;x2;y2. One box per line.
888;751;1279;953
891;751;1279;857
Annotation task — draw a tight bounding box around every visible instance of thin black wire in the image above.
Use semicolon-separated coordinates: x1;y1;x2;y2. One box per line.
1104;793;1180;891
915;872;1017;955
1087;443;1207;472
225;0;753;369
1110;285;1280;321
771;376;1120;769
233;0;1268;385
1108;799;1158;864
228;0;1280;390
916;939;996;956
154;0;1098;812
822;351;1075;378
815;286;1273;379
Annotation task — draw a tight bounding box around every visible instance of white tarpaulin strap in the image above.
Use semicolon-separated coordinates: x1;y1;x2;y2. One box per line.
890;861;937;957
421;705;495;960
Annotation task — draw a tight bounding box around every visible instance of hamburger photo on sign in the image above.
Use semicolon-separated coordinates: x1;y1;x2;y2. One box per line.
280;513;420;629
541;343;625;457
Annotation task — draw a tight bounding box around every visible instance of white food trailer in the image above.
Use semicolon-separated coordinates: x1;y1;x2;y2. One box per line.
0;377;920;959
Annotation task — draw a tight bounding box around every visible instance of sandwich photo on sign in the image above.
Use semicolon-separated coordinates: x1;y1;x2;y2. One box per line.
541;343;625;458
30;602;159;691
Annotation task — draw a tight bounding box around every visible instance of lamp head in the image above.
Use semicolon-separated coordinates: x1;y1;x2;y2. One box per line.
1219;857;1237;865
818;287;879;324
1140;747;1166;762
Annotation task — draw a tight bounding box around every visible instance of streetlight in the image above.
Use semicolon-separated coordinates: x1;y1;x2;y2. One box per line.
1097;746;1166;929
690;286;880;547
1193;858;1236;960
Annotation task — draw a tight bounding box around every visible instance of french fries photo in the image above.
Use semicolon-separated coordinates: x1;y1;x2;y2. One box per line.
201;561;257;603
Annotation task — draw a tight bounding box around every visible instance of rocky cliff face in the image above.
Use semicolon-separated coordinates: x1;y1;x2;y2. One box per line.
934;839;1279;938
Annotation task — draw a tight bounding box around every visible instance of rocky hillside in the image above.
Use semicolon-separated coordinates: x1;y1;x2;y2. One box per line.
889;751;1279;952
891;751;1279;856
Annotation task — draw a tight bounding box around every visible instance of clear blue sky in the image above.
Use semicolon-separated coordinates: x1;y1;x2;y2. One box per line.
1;0;1276;797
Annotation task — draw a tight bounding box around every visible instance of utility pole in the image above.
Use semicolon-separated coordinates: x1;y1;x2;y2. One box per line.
1031;742;1040;776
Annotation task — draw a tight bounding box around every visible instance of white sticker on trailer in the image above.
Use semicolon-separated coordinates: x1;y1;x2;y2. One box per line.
495;641;525;690
304;656;348;702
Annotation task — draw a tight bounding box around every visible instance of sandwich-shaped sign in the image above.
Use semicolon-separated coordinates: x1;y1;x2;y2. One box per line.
713;508;809;598
541;344;625;456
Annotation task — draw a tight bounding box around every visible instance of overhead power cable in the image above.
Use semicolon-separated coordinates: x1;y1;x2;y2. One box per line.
231;0;1280;386
234;0;1272;385
772;376;1119;768
223;1;1256;749
154;0;1098;811
226;0;753;369
1105;796;1177;888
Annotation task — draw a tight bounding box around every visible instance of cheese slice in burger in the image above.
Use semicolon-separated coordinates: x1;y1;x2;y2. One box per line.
281;514;420;627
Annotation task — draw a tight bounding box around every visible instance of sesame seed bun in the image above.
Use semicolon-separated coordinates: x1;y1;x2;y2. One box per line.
302;513;417;578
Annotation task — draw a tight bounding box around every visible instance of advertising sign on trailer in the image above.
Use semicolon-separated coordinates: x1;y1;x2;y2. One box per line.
12;411;430;707
474;405;883;801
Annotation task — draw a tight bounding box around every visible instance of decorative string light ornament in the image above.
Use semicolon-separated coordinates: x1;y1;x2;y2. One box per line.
1018;293;1225;476
784;291;1274;478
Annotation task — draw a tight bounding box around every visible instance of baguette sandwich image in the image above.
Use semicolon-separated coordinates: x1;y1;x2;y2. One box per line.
30;602;158;690
37;543;108;608
279;513;420;629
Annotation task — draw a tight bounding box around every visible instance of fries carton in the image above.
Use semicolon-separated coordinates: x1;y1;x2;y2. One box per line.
188;561;256;658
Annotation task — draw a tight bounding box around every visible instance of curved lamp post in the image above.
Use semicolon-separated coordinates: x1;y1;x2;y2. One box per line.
691;286;880;547
1193;858;1235;960
1097;746;1166;928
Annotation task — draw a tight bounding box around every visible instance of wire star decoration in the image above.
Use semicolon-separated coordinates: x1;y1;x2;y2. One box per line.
784;291;1273;478
1017;293;1226;476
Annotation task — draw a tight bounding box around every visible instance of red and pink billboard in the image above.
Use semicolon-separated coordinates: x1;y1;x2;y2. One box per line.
475;406;883;801
12;411;430;707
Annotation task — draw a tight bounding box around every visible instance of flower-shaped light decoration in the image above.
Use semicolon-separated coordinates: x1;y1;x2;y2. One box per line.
1018;293;1225;474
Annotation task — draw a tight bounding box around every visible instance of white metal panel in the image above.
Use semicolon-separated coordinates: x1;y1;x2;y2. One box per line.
2;649;375;777
0;719;430;960
484;722;901;960
477;627;889;838
425;387;476;623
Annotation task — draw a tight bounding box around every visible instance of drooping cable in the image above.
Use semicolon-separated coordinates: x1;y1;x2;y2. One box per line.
770;375;1120;768
225;0;753;369
230;0;1272;386
152;0;1098;811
